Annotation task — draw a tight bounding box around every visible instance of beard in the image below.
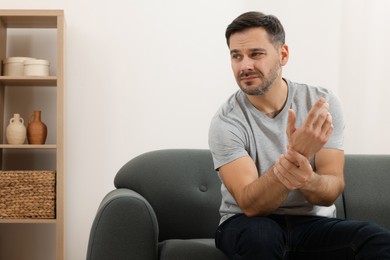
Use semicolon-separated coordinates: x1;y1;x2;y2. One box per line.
237;63;281;96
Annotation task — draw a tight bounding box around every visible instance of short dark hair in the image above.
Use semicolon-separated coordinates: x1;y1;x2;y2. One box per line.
225;11;285;47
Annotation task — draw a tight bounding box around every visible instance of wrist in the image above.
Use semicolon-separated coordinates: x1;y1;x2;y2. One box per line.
299;170;317;192
287;145;311;160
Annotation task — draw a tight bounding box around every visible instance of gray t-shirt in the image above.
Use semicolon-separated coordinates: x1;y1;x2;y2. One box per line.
208;79;345;224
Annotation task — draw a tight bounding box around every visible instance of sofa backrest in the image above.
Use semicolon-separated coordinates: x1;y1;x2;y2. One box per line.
114;149;222;242
114;150;390;242
343;154;390;229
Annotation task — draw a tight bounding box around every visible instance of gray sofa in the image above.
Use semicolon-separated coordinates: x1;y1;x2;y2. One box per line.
86;149;390;260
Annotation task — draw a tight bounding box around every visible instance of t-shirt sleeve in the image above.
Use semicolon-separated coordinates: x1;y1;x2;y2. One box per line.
324;91;345;150
208;114;248;170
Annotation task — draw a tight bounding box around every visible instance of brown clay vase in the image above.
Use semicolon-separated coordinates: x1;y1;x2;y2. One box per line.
27;110;48;144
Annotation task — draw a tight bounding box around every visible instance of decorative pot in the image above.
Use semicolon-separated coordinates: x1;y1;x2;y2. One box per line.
27;110;47;144
6;113;27;144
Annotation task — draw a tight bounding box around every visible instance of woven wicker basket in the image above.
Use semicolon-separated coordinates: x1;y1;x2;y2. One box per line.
0;171;55;219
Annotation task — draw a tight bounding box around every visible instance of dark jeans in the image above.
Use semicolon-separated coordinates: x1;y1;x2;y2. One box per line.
215;214;390;260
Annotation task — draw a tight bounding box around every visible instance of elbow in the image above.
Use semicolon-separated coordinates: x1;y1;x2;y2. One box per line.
307;184;345;207
305;196;335;207
234;193;260;217
242;207;258;218
240;203;275;217
236;198;257;217
320;199;337;207
327;179;345;206
235;190;280;217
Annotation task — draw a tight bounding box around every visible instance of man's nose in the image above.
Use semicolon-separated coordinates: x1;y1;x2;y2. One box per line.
241;57;254;70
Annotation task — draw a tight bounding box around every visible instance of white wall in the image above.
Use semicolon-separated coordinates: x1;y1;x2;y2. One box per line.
339;0;390;153
1;1;389;259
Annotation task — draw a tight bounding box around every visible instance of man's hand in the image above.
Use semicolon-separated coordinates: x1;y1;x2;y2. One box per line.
287;98;333;159
274;148;345;206
273;149;314;190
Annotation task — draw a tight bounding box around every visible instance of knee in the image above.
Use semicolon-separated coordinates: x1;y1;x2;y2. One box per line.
235;217;285;254
353;222;390;258
356;221;390;239
217;215;285;258
351;221;390;249
243;217;285;245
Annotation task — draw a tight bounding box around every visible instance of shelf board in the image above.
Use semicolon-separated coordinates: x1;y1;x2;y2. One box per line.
0;218;56;224
0;10;63;28
0;76;57;86
0;144;56;149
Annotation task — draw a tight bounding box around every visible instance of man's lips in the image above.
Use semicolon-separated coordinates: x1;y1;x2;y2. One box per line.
241;75;258;80
239;72;261;81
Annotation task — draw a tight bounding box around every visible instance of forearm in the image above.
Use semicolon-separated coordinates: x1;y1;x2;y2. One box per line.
219;156;290;217
299;169;344;206
239;166;289;217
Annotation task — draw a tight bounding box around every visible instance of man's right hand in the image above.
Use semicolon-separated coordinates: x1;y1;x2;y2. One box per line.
286;98;333;159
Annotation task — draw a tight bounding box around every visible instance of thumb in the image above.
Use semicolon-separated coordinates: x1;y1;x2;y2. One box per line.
287;109;296;137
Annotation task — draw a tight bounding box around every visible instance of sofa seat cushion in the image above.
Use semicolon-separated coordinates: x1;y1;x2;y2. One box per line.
158;238;228;260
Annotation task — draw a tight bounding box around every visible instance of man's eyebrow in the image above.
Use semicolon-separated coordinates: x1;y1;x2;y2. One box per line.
251;48;266;52
230;48;266;54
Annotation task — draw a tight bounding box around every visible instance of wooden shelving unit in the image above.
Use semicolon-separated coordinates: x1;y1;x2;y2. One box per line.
0;76;57;86
0;9;64;260
0;144;57;148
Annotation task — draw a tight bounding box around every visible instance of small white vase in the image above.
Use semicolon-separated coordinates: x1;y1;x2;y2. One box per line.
6;113;27;144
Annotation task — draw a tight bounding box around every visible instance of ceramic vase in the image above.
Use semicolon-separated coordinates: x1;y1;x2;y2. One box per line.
27;110;47;144
6;113;27;144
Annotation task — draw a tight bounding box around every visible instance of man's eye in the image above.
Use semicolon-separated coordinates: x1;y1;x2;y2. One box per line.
252;52;264;58
232;54;242;60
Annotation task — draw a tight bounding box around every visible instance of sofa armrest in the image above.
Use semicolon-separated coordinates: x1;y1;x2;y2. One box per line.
87;188;159;260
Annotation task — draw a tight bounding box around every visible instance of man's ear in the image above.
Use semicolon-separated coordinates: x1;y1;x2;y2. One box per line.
280;44;289;66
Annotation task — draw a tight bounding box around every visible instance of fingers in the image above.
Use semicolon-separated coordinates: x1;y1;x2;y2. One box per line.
321;112;334;134
313;104;330;130
324;121;334;141
287;98;334;159
273;156;296;190
273;167;295;190
273;152;313;190
286;109;296;137
286;148;312;170
274;154;305;190
305;98;333;143
305;98;326;126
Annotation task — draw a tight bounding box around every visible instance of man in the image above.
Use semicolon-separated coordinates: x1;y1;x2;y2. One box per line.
208;11;390;259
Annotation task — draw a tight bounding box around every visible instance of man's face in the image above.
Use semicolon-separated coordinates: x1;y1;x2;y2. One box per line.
229;27;286;96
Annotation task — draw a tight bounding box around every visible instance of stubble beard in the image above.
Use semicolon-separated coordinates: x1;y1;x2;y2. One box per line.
238;64;281;96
